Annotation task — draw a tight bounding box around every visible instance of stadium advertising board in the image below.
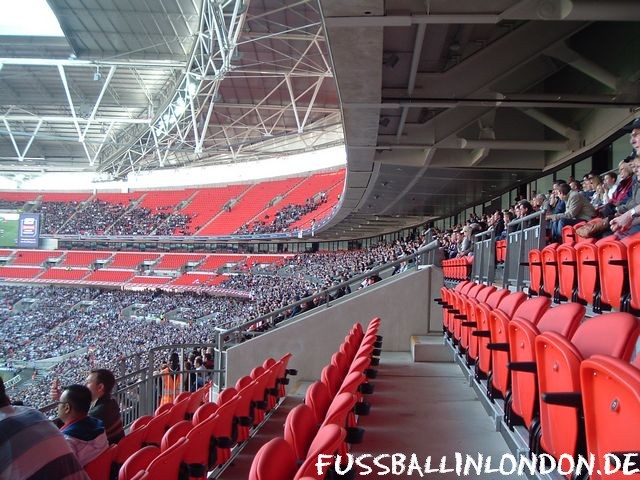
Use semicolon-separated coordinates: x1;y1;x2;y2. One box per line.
17;213;41;248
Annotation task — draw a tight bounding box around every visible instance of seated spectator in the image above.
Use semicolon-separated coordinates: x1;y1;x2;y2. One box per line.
546;182;597;242
610;155;640;237
457;226;474;257
0;377;88;480
58;384;109;467
602;170;617;203
86;369;124;444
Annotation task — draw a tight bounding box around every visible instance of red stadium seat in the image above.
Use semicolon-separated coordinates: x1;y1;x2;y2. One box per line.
506;302;583;431
118;446;159;480
596;238;628;311
580;355;640;480
249;437;298;480
145;437;189;480
284;404;319;462
84;444;116;480
534;313;640;461
305;381;332;424
294;424;347;480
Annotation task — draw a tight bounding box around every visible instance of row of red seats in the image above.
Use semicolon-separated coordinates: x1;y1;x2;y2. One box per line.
528;231;640;314
86;353;295;480
250;318;382;480
83;383;211;480
436;281;640;480
441;256;473;280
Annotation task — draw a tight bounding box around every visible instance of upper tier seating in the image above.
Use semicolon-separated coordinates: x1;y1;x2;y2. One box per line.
0;266;42;279
154;254;206;270
39;268;90;281
196;255;246;271
109;253;161;268
197;178;301;236
181;186;246;234
61;251;113;267
84;269;135;283
12;250;62;265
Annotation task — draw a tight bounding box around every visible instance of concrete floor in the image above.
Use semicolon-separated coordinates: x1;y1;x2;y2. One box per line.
218;351;513;480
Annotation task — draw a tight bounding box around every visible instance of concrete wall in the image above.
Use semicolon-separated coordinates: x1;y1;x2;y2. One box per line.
225;265;444;386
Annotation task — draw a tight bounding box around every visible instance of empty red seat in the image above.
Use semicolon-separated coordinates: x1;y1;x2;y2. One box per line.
145;437;189;480
507;302;583;431
541;243;559;299
249;437;298;480
575;242;600;308
628;236;640;314
556;244;577;302
192;402;218;425
528;249;543;296
84;444;116;480
160;420;192;452
534;313;640;461
580;355;640;480
118;446;159;480
294;424;347;480
284;404;319;462
305;381;332;424
471;289;510;377
183;413;218;479
596;238;628;311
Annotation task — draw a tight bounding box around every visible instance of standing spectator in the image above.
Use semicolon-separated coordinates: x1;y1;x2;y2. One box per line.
58;384;109;467
86;369;124;444
0;377;88;480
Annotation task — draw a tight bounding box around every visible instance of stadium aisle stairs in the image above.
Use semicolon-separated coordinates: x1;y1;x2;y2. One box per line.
221;352;511;480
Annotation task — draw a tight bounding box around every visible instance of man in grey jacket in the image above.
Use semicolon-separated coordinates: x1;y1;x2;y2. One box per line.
546;183;596;242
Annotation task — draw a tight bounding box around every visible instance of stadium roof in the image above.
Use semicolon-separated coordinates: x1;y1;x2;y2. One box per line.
0;0;341;176
1;0;640;240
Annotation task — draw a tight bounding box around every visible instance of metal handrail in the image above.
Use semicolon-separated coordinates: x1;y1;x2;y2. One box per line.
502;210;546;290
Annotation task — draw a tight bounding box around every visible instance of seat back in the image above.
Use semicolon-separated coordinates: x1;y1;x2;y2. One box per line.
541;244;559;298
627;237;640;312
320;363;342;399
556;244;577;301
183;412;218;477
475;285;497;304
84;444;116;480
528;249;543;295
145;437;189;480
192;402;218;425
497;291;527;318
217;387;237;405
536;303;585;338
580;355;640;480
113;425;148;468
249;437;297;480
284;404;319;461
571;312;639;361
596;239;628;310
294;424;347;480
488;310;511;397
118;446;160;480
508;318;542;428
142;410;171;447
209;395;241;466
512;296;551;325
160;420;192;452
534;332;584;459
486;289;510;309
536;314;639;461
507;303;584;429
166;396;191;428
575;243;599;305
305;381;332;424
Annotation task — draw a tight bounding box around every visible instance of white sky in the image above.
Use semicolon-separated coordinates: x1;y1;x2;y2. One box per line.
5;146;347;191
0;0;64;36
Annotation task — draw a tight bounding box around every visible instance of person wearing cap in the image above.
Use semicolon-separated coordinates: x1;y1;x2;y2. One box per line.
0;377;89;480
